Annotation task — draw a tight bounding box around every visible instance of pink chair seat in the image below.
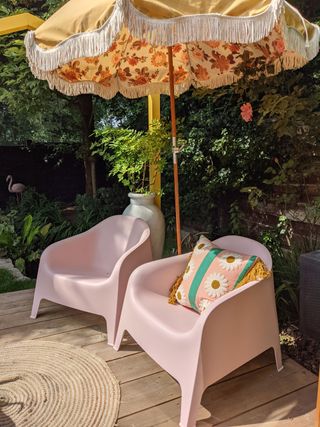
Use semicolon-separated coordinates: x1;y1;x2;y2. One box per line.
31;215;152;345
52;271;111;285
133;284;199;334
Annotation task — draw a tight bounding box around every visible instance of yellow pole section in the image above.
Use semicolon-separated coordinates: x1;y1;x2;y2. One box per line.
0;13;43;35
148;94;161;208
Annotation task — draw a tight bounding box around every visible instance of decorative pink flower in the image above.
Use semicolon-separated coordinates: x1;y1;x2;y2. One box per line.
240;103;253;122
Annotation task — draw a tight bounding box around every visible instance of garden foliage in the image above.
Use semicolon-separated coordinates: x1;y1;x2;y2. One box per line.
93;121;171;193
0;1;319;321
0;187;127;276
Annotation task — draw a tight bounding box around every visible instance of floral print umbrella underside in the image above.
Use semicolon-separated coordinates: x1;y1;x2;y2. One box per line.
25;0;319;99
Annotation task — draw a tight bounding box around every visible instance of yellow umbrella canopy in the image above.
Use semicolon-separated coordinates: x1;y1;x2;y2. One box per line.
25;0;319;254
25;0;319;98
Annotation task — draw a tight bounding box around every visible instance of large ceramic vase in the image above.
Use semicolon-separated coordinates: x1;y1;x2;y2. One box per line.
123;193;165;259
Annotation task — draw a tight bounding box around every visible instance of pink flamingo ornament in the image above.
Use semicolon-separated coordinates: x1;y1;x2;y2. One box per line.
6;175;26;202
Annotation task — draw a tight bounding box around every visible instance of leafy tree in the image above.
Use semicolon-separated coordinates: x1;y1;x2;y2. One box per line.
95;95;148;131
0;37;81;145
0;1;80;144
0;1;97;195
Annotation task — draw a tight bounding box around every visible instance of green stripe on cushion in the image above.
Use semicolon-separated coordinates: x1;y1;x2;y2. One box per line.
188;249;223;310
234;255;257;289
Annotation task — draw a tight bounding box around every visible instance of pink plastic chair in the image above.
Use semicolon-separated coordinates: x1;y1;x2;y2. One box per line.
31;215;152;345
114;235;283;427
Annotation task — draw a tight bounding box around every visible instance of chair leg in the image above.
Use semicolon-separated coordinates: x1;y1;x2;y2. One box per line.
273;343;284;372
113;324;125;351
30;294;41;319
105;317;117;347
269;290;283;372
179;379;204;427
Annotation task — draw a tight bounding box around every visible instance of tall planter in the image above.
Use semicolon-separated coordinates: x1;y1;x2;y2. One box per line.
123;193;165;260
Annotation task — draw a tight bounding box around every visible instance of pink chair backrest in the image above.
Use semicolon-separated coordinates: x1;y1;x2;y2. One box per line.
213;235;272;269
91;215;150;273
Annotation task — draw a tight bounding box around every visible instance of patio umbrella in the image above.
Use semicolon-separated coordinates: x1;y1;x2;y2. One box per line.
25;0;320;254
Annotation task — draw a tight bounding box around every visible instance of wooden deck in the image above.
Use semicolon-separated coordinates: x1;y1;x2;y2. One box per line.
0;289;317;427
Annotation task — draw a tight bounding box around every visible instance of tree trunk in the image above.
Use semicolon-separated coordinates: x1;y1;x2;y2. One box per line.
77;94;97;196
83;155;96;196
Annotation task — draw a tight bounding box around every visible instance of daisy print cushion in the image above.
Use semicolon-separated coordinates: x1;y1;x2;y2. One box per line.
175;235;262;313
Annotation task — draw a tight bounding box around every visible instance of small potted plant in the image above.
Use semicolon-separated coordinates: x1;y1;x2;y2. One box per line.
93;120;170;259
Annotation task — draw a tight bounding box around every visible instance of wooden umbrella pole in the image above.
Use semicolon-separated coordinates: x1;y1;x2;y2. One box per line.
168;46;182;255
316;373;320;427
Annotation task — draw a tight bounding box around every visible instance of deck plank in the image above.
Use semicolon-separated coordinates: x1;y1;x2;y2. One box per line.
215;383;317;427
0;299;56;317
84;335;142;362
34;325;108;347
0;288;34;303
118;359;316;424
0;312;106;344
119;370;179;419
38;328;142;362
0;290;316;427
0;304;80;330
109;352;163;384
108;348;284;387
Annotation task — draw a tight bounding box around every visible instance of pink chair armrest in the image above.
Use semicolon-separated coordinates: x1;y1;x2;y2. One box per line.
198;277;271;326
110;229;152;281
110;232;152;322
195;276;279;386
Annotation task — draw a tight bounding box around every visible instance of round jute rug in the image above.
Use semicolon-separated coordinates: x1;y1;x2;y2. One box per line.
0;340;120;427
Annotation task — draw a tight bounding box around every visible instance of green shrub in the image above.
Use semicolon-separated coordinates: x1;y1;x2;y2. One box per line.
247;205;320;324
73;186;128;233
93;121;171;194
1;186;128;275
0;211;51;273
5;188;72;249
7;188;66;227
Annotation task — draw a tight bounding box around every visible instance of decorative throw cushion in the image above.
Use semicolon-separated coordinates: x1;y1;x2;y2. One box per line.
169;235;270;313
